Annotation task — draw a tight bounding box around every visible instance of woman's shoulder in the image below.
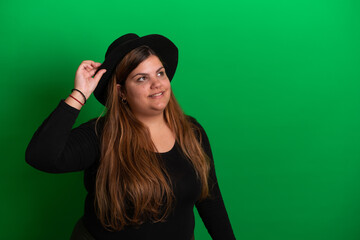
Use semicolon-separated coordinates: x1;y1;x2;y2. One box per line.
75;116;106;137
186;115;202;127
185;115;209;139
185;115;213;158
186;115;206;130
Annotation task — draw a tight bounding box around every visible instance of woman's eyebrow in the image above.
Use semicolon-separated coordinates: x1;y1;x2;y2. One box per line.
156;66;164;72
131;66;164;79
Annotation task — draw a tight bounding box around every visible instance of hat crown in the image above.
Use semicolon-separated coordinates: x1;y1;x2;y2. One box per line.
105;33;139;58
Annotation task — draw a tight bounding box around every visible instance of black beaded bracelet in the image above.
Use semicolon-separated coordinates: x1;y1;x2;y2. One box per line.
71;89;87;104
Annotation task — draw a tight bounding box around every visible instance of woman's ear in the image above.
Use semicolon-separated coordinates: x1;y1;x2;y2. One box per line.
116;84;126;100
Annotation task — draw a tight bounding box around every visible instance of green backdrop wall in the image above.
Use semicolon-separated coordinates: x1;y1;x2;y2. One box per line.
1;0;360;239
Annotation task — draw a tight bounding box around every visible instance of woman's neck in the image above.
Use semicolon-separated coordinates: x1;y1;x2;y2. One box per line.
134;112;175;152
136;113;175;153
135;113;167;131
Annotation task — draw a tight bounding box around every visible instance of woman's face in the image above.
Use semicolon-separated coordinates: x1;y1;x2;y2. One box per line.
120;55;171;119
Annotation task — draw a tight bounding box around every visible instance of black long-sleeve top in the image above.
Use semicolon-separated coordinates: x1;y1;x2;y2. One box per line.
25;100;236;240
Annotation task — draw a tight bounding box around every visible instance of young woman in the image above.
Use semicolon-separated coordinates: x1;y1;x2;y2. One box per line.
26;33;236;240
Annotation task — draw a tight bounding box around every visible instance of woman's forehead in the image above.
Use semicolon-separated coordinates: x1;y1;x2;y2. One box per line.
129;55;164;75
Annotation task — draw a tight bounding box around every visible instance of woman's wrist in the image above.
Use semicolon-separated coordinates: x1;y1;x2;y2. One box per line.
71;88;87;104
65;91;86;110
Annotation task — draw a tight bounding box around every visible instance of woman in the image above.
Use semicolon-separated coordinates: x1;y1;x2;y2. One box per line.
26;34;236;240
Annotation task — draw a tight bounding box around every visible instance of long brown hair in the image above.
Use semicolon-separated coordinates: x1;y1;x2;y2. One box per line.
95;46;210;231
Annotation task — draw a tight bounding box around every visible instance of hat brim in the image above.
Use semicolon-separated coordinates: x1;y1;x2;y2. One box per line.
93;34;178;106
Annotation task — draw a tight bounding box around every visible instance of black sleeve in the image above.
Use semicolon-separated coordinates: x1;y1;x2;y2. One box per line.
25;100;101;173
189;117;236;240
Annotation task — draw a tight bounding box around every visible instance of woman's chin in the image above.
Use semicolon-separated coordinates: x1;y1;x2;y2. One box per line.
149;104;168;114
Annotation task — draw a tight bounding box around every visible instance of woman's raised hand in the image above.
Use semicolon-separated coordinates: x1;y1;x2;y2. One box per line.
74;60;107;99
65;60;107;109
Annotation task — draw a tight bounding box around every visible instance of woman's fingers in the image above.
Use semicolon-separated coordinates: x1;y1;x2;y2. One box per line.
90;61;102;67
84;62;101;70
78;61;104;78
82;61;101;71
81;60;100;66
74;60;105;97
88;67;103;77
93;69;107;84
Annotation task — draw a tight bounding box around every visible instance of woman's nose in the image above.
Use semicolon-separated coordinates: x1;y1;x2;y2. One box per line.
150;76;162;89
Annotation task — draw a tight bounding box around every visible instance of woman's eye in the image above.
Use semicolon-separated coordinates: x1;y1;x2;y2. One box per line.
157;71;165;77
137;76;146;82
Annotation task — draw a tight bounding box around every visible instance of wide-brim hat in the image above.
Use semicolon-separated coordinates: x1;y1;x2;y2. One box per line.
93;33;178;106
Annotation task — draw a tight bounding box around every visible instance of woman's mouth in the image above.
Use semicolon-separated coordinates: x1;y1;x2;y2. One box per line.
149;91;164;98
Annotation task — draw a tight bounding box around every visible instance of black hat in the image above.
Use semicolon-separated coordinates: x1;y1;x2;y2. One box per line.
93;33;178;105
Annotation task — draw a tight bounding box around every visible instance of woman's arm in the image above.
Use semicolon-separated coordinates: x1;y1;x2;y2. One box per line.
25;60;107;173
25;100;102;173
192;119;236;240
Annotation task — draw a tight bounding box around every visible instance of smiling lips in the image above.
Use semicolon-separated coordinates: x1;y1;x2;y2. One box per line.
149;91;165;98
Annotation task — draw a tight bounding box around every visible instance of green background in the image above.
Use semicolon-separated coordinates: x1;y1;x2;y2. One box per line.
1;0;360;239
